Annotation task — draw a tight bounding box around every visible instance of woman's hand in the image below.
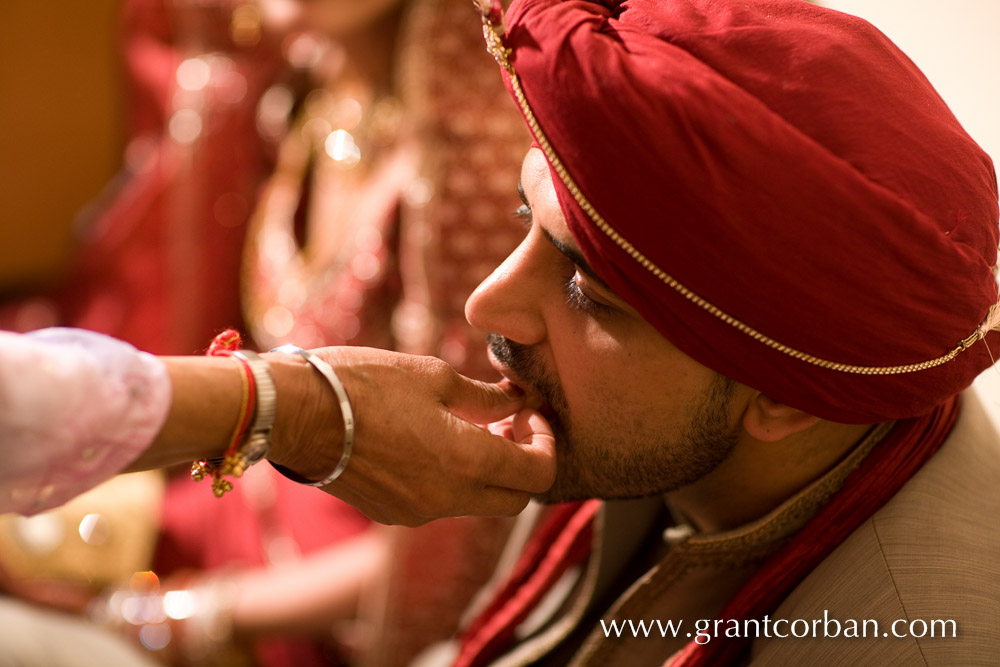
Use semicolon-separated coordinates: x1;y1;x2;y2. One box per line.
265;347;556;526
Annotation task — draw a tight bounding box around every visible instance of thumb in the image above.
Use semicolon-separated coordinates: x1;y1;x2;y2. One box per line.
446;374;525;424
483;407;556;494
510;408;554;447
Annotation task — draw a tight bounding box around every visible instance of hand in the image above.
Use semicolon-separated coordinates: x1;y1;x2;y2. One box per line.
265;348;557;526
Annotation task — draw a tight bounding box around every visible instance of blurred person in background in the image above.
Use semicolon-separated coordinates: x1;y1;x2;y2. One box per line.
241;1;530;664
0;0;284;353
0;0;529;665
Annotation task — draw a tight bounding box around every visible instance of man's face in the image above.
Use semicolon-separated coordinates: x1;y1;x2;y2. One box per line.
466;148;743;504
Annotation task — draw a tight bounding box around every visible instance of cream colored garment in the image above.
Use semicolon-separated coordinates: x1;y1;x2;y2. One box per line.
750;386;1000;666
0;328;170;515
437;383;1000;667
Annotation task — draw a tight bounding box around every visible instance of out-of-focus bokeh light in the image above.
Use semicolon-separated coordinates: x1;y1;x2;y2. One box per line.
176;57;212;92
169;109;203;144
263;305;294;338
139;623;172;651
350;252;380;282
334;98;363;131
163;589;198;620
77;512;110;545
324;129;361;167
11;514;64;555
129;570;160;593
257;85;295;140
284;32;327;70
230;3;262;47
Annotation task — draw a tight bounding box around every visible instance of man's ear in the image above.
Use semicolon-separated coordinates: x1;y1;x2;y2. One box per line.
742;392;821;442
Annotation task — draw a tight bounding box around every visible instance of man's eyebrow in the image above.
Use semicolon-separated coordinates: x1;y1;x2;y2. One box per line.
539;225;612;290
518;177;612;290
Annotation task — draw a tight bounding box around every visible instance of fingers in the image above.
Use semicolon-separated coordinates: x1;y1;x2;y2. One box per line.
477;408;557;495
339;410;552;524
323;459;531;525
487;415;515;439
509;408;553;445
290;350;552;525
445;372;525;424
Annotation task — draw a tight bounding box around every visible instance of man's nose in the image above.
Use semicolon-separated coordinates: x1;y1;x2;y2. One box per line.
465;238;547;347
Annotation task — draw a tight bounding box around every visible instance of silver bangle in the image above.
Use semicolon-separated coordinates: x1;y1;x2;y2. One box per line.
231;350;276;466
269;345;354;487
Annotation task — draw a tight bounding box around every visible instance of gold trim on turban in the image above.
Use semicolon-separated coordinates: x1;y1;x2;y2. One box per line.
478;6;1000;377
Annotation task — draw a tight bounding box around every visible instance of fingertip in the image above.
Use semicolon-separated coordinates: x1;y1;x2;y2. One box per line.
496;378;525;400
473;416;556;496
511;408;554;444
487;415;516;439
508;409;557;492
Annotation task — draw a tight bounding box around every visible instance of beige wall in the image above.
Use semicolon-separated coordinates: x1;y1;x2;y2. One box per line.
825;1;1000;390
821;0;1000;164
0;1;123;290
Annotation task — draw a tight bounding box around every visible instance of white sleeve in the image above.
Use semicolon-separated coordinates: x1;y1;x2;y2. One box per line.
0;328;171;515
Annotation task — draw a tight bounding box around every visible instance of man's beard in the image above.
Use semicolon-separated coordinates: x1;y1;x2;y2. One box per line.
487;333;739;503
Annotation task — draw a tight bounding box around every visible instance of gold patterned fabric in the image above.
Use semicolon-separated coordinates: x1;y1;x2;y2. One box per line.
240;1;530;664
242;0;529;380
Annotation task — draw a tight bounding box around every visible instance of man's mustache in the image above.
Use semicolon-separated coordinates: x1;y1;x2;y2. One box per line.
487;333;563;413
487;333;545;389
487;332;525;369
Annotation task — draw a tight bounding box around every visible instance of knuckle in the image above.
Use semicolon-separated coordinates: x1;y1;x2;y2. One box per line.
417;354;450;376
417;489;452;520
419;355;458;392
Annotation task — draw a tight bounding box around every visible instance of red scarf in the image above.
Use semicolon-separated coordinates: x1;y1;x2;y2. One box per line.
454;500;601;667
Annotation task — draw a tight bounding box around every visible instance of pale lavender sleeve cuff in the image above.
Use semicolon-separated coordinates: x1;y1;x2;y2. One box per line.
0;328;172;515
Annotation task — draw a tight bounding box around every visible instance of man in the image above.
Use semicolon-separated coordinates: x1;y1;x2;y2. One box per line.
3;2;997;664
408;0;1000;665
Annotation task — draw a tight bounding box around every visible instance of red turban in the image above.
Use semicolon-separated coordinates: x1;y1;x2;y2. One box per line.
478;0;1000;423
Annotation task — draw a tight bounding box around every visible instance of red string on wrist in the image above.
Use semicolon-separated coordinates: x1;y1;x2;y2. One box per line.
191;329;256;497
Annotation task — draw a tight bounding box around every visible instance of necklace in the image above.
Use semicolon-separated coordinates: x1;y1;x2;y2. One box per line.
299;88;402;169
242;84;412;350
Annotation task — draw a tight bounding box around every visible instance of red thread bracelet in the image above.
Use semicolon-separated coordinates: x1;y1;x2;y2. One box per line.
191;329;258;497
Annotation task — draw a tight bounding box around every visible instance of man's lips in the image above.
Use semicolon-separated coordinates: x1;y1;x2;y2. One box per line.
490;359;553;418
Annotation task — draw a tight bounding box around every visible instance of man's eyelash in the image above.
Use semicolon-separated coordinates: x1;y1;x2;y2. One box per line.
510;188;610;318
564;274;613;317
